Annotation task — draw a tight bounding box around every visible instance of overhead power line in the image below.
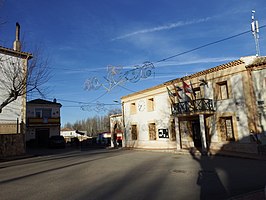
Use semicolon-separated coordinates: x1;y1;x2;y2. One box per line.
50;25;266;105
91;25;265;102
155;25;266;64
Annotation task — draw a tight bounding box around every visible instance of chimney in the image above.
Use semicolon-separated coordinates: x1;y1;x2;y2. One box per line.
53;98;57;103
13;22;21;51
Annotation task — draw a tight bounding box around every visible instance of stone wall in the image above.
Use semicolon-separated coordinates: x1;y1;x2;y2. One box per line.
0;134;25;157
0;121;24;134
0;123;18;134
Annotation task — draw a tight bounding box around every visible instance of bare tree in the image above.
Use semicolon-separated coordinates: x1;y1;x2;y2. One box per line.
0;47;50;113
62;107;122;136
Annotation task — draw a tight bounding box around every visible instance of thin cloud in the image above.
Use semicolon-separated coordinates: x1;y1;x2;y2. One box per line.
156;56;238;68
101;57;238;74
111;18;210;41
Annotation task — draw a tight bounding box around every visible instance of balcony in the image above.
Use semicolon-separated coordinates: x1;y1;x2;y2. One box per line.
27;118;60;126
172;98;215;115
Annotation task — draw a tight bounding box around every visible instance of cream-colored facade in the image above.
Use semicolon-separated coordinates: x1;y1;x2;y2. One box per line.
122;85;177;149
121;56;266;154
26;99;62;146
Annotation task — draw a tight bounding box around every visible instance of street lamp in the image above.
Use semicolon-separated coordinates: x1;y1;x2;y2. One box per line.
113;100;126;148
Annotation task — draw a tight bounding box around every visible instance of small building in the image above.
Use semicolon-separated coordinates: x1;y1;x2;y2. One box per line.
0;23;32;157
26;99;62;146
110;114;123;147
121;56;266;154
0;24;32;134
60;128;88;142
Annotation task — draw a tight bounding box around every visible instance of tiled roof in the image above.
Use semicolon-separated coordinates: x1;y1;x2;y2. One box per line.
27;98;62;106
165;59;244;84
0;45;33;58
246;57;266;68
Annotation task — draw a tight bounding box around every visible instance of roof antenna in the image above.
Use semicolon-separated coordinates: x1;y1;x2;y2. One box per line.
251;10;260;57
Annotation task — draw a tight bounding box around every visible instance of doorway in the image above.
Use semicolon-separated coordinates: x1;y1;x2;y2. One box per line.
191;121;202;148
36;128;50;147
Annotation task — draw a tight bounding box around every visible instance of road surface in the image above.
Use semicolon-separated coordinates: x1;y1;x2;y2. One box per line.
0;148;265;200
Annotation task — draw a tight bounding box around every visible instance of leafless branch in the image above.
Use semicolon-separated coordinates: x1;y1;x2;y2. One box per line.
0;47;51;113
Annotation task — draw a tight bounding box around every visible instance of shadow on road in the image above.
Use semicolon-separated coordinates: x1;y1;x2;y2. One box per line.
189;135;266;200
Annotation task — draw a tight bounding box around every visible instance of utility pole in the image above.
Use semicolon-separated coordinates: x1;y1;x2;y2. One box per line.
251;10;260;57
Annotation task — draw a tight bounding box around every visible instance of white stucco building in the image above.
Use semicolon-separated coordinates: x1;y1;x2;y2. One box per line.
60;129;88;142
121;56;266;154
0;23;32;134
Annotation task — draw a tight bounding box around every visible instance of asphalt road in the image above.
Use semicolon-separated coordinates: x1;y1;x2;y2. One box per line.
0;148;265;200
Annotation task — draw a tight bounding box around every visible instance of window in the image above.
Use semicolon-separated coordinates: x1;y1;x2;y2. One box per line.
131;125;138;140
130;103;136;114
147;98;154;112
217;81;229;100
170;120;176;141
42;109;52;118
149;123;156;140
35;108;42;118
35;108;52;118
219;117;235;141
193;87;201;99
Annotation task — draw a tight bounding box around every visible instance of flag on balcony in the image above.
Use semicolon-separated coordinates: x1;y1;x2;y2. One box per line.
172;83;182;100
176;85;183;91
189;80;196;97
182;79;193;94
166;87;175;104
167;87;174;97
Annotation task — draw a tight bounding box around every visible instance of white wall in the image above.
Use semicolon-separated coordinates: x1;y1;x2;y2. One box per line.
252;69;266;144
124;89;176;149
231;74;249;141
0;54;25;123
61;130;79;137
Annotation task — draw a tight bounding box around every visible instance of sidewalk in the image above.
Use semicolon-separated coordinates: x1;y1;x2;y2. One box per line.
209;149;266;161
213;151;266;200
175;148;266;161
227;189;265;200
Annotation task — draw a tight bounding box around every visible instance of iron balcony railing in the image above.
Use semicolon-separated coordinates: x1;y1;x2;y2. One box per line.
27;117;60;125
172;98;215;115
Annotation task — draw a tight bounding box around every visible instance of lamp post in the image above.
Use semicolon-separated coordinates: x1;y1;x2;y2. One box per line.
113;100;126;148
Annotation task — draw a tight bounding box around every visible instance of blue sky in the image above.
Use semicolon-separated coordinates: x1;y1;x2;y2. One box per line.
0;0;266;125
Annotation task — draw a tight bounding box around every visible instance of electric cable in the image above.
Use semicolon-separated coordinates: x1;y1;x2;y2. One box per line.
154;25;266;64
43;25;266;105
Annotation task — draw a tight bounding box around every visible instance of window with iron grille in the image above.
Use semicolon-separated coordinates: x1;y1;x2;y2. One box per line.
170;120;176;141
131;124;138;140
219;117;235;141
149;123;156;140
217;81;229;100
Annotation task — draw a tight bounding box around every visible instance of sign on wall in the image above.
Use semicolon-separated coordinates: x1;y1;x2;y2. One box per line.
158;129;169;138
